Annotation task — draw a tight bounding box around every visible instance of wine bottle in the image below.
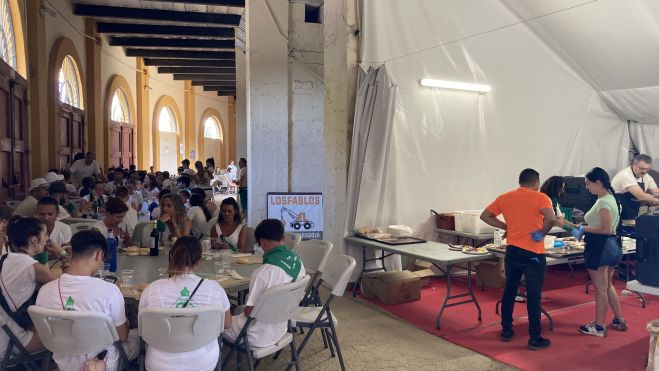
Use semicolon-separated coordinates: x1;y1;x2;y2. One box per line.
149;220;159;256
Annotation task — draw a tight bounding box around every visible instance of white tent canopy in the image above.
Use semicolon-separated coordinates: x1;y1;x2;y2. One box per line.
348;0;659;240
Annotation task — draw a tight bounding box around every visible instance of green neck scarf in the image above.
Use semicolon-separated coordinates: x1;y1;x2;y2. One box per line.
262;245;302;281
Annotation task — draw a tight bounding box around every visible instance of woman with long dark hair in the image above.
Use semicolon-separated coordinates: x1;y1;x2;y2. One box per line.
573;167;626;336
541;176;579;230
0;217;67;358
210;197;248;252
138;236;231;371
187;193;213;237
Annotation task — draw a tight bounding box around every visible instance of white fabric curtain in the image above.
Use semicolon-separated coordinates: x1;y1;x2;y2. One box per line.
345;65;402;273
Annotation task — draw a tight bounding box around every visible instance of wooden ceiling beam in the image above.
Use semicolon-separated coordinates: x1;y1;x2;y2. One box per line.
109;37;234;49
203;85;237;91
144;58;235;67
125;49;234;59
137;0;244;6
158;67;235;74
73;4;241;26
191;81;236;86
173;74;235;81
217;91;237;96
97;23;235;38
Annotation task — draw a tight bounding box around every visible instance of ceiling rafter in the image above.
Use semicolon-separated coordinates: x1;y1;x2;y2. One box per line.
97;23;235;38
109;37;234;50
125;49;235;59
73;4;241;26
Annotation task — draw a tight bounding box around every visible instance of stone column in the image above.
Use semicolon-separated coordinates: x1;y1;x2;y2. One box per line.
85;19;104;166
323;0;359;253
184;81;196;162
246;0;290;223
26;1;49;175
136;58;150;169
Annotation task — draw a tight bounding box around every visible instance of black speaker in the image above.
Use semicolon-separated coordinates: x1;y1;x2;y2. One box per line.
635;215;659;287
559;176;597;213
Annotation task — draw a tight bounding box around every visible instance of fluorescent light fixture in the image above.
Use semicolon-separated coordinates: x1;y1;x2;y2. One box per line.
420;79;491;93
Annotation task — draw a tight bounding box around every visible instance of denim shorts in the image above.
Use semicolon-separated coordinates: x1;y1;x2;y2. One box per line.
584;234;622;270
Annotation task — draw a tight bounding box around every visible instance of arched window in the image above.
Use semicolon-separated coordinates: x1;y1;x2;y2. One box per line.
158;106;177;133
111;88;130;124
203;116;222;140
0;0;16;70
58;55;83;109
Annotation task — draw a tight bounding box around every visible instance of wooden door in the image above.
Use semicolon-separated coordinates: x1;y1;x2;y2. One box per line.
58;105;85;169
0;61;28;201
121;126;134;168
110;123;121;168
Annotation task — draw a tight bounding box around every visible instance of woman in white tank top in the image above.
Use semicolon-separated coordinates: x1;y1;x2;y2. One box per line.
210;197;249;252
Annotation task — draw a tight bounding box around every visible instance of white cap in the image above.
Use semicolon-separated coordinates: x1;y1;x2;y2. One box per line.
29;178;49;191
43;171;64;184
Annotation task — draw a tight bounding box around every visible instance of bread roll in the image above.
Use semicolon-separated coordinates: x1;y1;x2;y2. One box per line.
236;257;249;264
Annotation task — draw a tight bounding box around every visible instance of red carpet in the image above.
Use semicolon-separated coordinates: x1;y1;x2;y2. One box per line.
361;266;656;371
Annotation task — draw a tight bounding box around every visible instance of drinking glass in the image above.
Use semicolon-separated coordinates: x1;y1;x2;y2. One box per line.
215;261;225;276
98;263;110;279
121;269;134;286
158;268;168;279
201;239;211;255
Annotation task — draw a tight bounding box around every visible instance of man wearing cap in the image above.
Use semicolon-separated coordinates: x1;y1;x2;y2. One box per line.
14;178;49;217
69;152;107;186
48;181;73;220
43;171;64;185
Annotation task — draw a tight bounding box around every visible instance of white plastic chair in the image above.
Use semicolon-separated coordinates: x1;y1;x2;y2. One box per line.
27;306;131;369
0;315;51;371
290;255;356;371
222;275;310;371
295;240;334;307
283;232;302;251
70;222;105;235
132;221;153;247
5;200;20;210
138;305;225;371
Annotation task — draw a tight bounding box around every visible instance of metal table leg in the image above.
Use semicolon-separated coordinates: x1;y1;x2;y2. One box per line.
434;262;482;329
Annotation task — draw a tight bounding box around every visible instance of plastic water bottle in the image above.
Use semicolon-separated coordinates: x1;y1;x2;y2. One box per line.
493;229;504;246
107;229;118;272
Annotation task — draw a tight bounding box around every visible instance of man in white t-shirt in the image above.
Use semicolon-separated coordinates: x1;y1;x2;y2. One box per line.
14;178;49;217
223;219;305;347
70;152;107;186
237;158;248;214
36;230;139;371
37;197;72;246
612;154;659;219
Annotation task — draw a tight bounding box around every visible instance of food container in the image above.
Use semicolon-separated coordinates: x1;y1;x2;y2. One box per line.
431;210;455;230
544;235;556;249
453;210;497;235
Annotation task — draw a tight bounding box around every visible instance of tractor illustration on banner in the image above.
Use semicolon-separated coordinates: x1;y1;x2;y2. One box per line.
280;206;314;230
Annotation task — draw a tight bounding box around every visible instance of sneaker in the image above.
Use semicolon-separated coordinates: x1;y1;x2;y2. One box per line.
514;295;526;303
527;337;551;350
579;322;607;337
611;317;628;331
500;328;514;342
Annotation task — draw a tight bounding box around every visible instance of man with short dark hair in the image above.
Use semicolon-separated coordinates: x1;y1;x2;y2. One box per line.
612;154;659;219
223;219;305;347
37;197;72;246
481;168;556;350
36;230;139;370
69;151;107;186
237;158;248;215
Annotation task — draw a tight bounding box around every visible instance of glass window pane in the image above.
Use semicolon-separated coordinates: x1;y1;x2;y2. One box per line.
59;56;83;109
0;0;16;70
111;89;130;124
158;106;177;133
203;116;221;139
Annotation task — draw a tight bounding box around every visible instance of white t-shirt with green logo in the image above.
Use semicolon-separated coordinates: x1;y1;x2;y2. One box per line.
139;274;230;371
36;274;127;371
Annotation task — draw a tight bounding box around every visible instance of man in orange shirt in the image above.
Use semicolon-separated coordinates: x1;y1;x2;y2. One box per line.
481;168;556;350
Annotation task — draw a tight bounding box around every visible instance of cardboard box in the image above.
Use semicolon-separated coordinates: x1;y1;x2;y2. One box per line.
412;269;434;287
362;270;422;305
475;260;504;288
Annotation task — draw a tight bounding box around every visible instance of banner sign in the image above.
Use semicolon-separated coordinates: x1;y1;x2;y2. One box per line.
267;192;323;240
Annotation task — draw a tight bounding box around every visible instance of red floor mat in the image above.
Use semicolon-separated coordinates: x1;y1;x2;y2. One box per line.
362;266;654;371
